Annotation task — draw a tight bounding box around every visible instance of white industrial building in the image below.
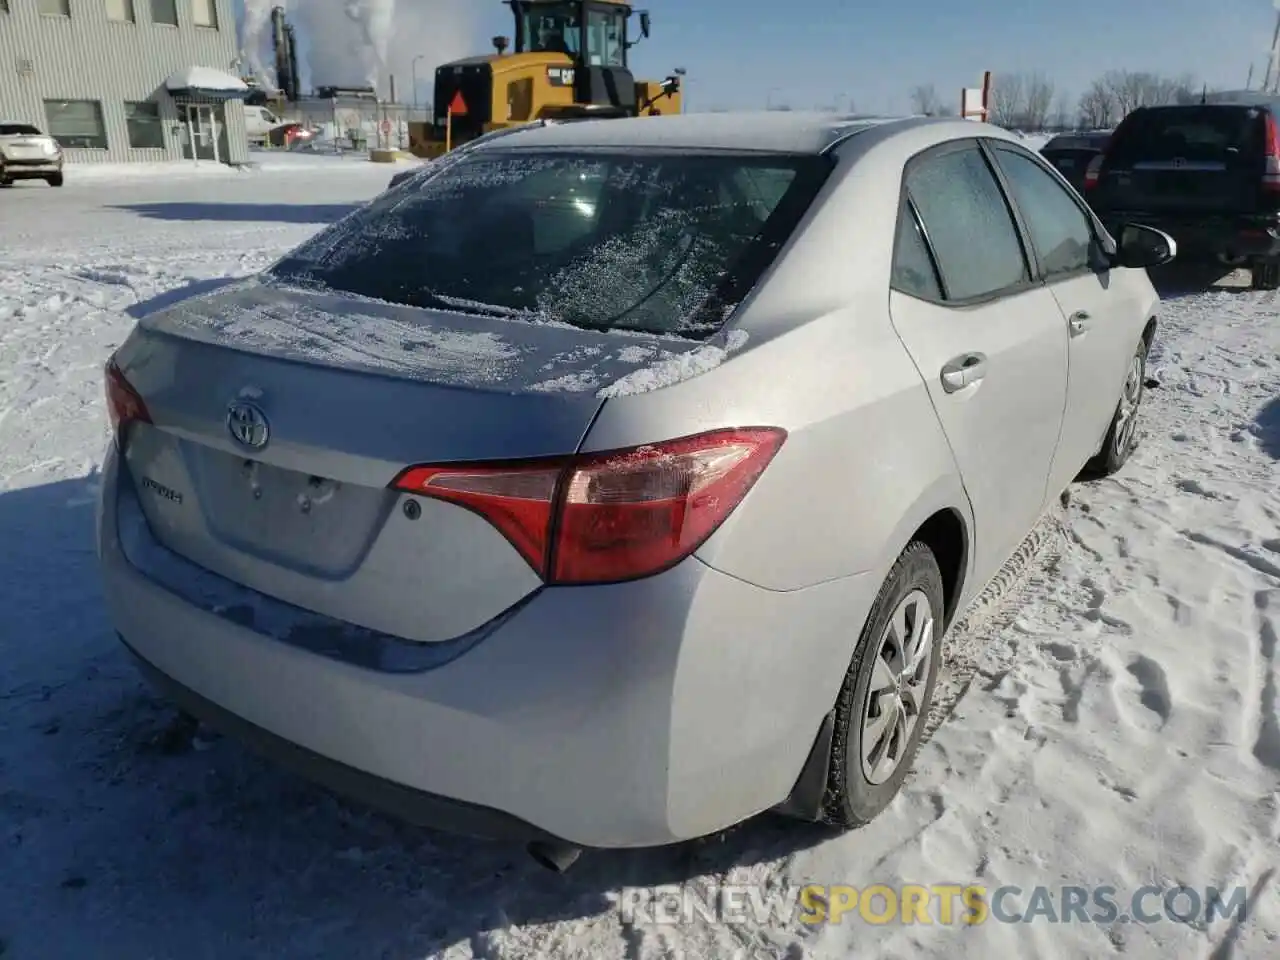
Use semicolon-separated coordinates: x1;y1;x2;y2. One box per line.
0;0;249;165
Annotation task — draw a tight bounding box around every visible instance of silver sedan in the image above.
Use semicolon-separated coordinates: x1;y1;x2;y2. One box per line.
97;111;1173;871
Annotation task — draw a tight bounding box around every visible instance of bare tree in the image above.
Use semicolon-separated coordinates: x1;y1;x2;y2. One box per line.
1077;78;1117;129
1024;72;1055;131
988;72;1027;128
910;83;943;116
1170;73;1204;104
1050;92;1074;131
1080;69;1210;126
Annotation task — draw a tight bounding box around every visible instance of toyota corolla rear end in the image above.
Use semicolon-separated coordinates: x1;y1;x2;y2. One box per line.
96;139;847;855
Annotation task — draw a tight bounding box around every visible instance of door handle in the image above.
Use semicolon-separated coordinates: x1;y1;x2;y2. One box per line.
940;353;988;393
1068;310;1091;336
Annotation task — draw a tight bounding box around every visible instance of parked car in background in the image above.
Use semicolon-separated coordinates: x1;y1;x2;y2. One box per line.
267;122;316;148
0;121;63;187
1040;131;1112;193
98;112;1174;872
1084;102;1280;289
244;105;285;146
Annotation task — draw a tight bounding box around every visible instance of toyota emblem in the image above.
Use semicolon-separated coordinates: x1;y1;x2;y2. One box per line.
227;400;270;450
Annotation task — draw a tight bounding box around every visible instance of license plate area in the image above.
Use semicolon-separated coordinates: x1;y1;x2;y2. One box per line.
188;445;391;578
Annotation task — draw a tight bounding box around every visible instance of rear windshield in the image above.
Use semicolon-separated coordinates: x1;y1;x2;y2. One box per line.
268;149;829;338
0;124;41;136
1042;148;1100;171
1107;107;1265;166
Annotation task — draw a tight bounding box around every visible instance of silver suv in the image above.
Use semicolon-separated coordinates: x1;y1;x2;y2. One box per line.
0;122;64;187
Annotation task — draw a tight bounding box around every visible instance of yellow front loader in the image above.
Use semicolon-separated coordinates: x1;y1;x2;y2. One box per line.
410;0;683;158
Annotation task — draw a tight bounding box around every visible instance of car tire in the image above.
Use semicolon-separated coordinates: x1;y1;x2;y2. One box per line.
1252;259;1280;291
1083;336;1148;478
45;173;63;188
821;540;944;828
0;165;11;188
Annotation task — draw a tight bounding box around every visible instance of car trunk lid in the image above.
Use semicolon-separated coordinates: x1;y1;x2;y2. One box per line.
114;279;712;642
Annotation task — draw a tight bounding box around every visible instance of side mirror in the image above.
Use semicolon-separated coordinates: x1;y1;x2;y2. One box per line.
639;11;651;37
1114;223;1177;269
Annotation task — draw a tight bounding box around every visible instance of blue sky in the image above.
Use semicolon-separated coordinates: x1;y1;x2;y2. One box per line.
240;0;1278;113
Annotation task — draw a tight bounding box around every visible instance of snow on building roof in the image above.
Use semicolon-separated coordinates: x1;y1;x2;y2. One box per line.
165;67;249;95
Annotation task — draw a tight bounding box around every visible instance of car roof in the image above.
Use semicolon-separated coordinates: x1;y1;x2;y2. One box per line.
1128;102;1271;115
1043;132;1111;148
475;111;931;155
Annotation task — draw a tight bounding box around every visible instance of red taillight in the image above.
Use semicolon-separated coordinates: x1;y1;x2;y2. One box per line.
392;427;787;585
1263;111;1280;193
1083;153;1104;190
104;359;151;435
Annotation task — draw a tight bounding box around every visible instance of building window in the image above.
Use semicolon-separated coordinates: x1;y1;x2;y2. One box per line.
106;0;136;22
43;100;108;149
150;0;177;25
125;101;165;149
38;0;70;16
191;0;217;28
0;0;10;14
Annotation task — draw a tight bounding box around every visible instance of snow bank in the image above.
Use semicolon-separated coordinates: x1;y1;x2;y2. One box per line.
62;151;418;183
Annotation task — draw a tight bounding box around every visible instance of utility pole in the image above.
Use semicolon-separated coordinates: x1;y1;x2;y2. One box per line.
1265;4;1280;95
412;55;426;109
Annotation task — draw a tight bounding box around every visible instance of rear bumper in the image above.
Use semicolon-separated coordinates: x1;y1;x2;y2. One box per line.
1101;211;1280;260
122;636;570;845
97;445;874;849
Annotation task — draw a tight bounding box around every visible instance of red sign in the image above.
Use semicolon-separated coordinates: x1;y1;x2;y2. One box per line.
448;90;468;116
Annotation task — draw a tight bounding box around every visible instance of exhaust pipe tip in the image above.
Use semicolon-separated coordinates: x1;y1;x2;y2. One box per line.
526;840;582;873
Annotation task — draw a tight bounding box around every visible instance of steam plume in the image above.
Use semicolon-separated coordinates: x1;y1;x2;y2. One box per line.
240;0;479;98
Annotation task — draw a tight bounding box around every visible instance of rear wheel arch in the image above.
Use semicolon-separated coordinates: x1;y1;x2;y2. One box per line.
774;504;969;822
1142;315;1157;348
909;508;968;628
870;476;973;628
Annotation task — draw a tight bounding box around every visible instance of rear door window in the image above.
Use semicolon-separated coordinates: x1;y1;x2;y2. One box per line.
905;144;1030;301
990;145;1099;278
891;202;942;301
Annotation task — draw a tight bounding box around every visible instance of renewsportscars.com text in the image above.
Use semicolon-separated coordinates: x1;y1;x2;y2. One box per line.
619;883;1250;927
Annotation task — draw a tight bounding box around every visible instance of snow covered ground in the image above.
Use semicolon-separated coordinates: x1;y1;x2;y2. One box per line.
0;167;1278;960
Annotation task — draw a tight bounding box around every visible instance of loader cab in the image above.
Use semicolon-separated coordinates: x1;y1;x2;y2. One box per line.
508;0;638;111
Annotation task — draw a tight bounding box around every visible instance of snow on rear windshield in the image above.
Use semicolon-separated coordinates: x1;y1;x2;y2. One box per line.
269;150;826;338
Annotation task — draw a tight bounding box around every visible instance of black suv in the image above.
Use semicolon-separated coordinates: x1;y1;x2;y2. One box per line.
1084;102;1280;290
1040;131;1112;193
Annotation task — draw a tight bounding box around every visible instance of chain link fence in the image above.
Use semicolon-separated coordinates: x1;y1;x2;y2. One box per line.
261;98;433;153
